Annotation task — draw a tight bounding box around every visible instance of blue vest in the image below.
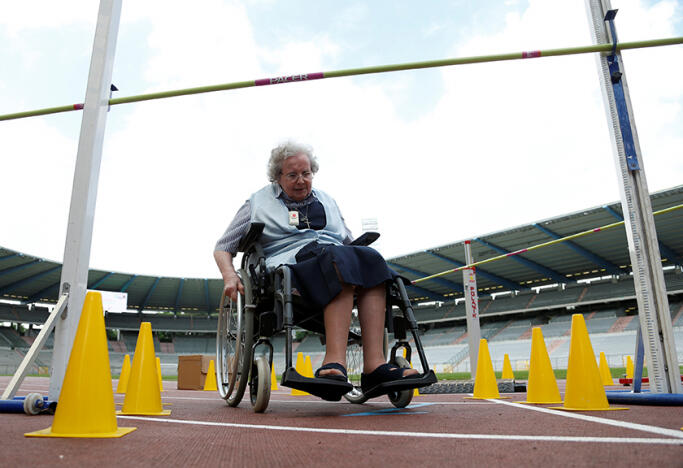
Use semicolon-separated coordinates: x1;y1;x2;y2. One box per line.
249;184;346;269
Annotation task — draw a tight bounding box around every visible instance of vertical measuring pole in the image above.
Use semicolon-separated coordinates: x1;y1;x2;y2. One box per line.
585;0;681;393
462;240;481;378
48;0;122;402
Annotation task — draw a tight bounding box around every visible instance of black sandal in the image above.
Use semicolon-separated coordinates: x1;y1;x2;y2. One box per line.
314;362;348;382
281;362;352;401
360;363;425;399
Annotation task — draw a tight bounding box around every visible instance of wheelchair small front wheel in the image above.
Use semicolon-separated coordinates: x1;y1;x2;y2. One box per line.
249;356;271;413
388;356;414;408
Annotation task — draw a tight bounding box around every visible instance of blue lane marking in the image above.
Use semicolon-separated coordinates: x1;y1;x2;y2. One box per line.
343;402;434;417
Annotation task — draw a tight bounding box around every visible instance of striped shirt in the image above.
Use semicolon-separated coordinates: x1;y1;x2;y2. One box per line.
214;184;354;254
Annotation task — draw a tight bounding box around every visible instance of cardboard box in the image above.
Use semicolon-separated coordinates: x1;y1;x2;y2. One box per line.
177;354;215;390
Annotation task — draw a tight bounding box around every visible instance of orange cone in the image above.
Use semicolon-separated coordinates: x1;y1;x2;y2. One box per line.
203;360;218;391
304;355;314;379
626;355;634;379
599;352;615;386
466;339;508;400
26;292;136;438
291;353;308;396
116;354;131;394
550;315;627;411
403;349;420;396
117;322;170;415
270;363;279;391
156;356;164;392
502;354;514;380
520;327;562;404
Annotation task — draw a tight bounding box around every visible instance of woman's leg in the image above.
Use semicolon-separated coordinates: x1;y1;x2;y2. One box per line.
318;283;354;377
357;284;418;376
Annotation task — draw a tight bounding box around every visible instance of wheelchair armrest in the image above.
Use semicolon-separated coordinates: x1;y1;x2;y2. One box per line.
350;231;380;246
237;222;265;252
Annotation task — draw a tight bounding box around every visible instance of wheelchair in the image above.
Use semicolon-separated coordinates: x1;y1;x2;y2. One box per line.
216;223;437;412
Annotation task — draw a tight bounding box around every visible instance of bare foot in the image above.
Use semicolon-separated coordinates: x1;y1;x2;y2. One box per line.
317;362;346;377
364;363;419;377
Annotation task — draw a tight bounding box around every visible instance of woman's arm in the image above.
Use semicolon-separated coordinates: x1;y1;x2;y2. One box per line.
213;250;244;301
214;200;251;301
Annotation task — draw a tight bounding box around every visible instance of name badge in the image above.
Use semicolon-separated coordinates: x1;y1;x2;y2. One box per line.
288;211;299;226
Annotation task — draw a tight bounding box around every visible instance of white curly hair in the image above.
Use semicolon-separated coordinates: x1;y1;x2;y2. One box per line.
267;140;319;182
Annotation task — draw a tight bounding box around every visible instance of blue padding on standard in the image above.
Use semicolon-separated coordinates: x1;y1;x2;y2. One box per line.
0;399;27;413
606;391;683;405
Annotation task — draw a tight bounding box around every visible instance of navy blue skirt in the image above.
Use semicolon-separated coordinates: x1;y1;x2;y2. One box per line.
288;242;398;311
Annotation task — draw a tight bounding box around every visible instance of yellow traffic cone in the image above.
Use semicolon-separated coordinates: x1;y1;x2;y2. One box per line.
502;354;514;380
520;327;562;404
118;322;171;415
26;292;136;438
156;356;164;392
400;348;420;396
550;315;627;411
304;355;314;378
291;352;308;396
626;356;634;379
270;363;279;391
203;360;218;391
466;339;508;400
409;361;420;397
116;354;131;394
599;352;615;386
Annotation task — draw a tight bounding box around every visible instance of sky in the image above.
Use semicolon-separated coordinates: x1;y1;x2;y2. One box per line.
1;0;681;280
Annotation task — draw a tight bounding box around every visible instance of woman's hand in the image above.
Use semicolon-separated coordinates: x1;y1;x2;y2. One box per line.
214;250;244;302
223;273;244;302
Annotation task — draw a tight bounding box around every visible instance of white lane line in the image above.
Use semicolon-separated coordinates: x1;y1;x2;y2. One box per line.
490;399;683;439
115;415;683;445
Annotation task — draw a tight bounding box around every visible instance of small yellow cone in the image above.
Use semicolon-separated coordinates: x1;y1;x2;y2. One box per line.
203;360;217;391
466;339;508;400
118;322;170;415
502;354;514;380
26;292;136;438
409;361;420;397
626;355;634;379
304;355;314;378
271;364;279;391
291;352;308;396
156;357;164;392
599;352;615;386
550;315;627;411
520;328;562;404
401;349;419;396
116;354;131;394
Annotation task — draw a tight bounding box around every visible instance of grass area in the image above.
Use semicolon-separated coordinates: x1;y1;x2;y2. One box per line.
437;365;683;381
10;366;683;382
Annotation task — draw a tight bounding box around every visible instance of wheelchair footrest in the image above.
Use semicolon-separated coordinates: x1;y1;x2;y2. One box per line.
280;367;353;402
362;370;438;400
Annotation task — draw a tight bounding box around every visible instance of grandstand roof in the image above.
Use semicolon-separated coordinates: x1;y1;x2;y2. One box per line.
1;185;681;312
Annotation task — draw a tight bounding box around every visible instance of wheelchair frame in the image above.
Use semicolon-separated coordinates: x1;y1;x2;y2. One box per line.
216;223;437;412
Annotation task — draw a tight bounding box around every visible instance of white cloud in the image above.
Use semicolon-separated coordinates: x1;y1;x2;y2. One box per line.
0;0;97;35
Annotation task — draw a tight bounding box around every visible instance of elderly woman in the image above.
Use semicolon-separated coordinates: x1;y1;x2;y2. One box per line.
214;141;417;397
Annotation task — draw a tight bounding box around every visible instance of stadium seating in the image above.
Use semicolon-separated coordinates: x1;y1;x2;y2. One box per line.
0;327;29;348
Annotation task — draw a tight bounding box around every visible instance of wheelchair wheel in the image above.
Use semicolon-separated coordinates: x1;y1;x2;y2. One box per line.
249;356;271;413
216;269;254;407
388;356;413;408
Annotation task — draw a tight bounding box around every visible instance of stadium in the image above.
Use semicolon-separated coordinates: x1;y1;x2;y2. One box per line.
1;185;682;377
1;0;682;466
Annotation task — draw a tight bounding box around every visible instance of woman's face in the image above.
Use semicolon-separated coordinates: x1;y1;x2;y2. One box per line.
278;153;313;201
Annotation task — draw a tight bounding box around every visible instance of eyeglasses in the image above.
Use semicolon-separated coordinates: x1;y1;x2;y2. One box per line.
283;171;313;182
